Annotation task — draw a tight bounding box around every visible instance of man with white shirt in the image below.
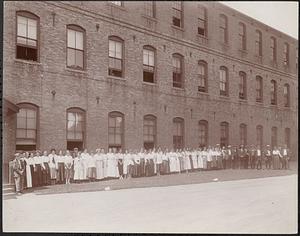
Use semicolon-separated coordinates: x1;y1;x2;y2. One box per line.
281;145;290;169
155;148;163;175
41;151;51;185
256;145;263;170
264;145;272;169
33;150;44;187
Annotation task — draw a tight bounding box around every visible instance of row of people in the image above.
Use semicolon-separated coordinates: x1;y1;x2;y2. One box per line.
12;144;291;194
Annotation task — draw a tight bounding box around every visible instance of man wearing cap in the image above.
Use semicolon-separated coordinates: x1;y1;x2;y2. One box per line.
12;153;25;194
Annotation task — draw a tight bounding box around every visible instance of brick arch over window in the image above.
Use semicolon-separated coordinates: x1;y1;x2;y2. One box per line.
66;107;86;151
67;24;86;70
16;102;39;151
198;60;208;92
172;53;184;88
108;111;125;152
198;120;208;148
143;45;156;83
16;11;40;61
108;36;124;78
173;117;184;150
143;114;157;150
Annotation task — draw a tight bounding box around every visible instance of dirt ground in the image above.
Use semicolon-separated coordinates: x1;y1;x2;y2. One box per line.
3;174;297;233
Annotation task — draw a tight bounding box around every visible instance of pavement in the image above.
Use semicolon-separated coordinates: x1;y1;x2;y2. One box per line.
3;174;298;234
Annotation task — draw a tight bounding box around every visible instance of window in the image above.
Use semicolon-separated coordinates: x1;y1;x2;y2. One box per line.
67;108;85;151
255;30;262;56
270;37;277;62
172;1;183;28
16;11;39;61
270;80;277;105
238;22;246;50
16;103;38;151
67;25;85;70
108;111;124;152
198;6;207;37
220;121;229;148
256;125;263;148
285;128;290;149
283;84;290;107
239;71;247;100
240;123;247;146
219;66;228;96
144;1;155;18
256;76;263;103
108;36;124;77
173;117;184;150
143;46;155;83
144;115;157;150
198;60;208;92
199;120;208;148
283;43;289;66
271;126;277;149
219;14;228;44
109;1;122;6
172;53;184;88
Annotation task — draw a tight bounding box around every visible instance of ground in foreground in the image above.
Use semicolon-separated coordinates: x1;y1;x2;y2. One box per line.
3;174;297;233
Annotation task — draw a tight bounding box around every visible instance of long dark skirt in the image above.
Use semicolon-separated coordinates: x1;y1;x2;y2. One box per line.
30;165;35;187
118;160;124;177
35;164;43;187
57;163;65;183
43;162;51;185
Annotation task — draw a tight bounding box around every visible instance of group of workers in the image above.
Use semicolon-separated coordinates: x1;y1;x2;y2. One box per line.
11;144;291;194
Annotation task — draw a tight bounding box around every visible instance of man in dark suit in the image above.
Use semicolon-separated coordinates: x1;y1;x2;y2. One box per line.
249;145;256;169
12;153;25;195
256;145;263;170
281;145;290;170
264;145;272;169
238;145;244;169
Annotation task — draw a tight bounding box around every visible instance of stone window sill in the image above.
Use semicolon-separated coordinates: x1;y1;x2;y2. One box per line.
107;75;126;81
171;25;185;32
14;59;41;66
65;67;87;74
141;14;157;22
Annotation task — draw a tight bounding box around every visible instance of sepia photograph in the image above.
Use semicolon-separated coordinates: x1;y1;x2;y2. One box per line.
2;0;298;234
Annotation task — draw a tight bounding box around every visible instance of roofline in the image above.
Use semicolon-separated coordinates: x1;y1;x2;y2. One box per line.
217;1;298;42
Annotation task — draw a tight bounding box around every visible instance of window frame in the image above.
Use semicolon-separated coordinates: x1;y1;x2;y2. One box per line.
66;108;86;147
219;14;228;44
172;1;183;28
144;1;156;18
172;53;184;89
173;117;184;150
198;120;208;148
109;1;123;7
284;128;291;149
239;123;247;146
143;114;157;150
255;30;262;56
283;42;289;66
256;125;263;148
16;103;39;150
66;24;86;70
16;11;40;62
220;121;229;148
143;45;156;83
271;126;278;149
270;80;277;105
238;22;246;50
238;71;247;100
283;83;290;107
219;66;228;96
198;60;208;93
256;76;263;103
108;36;124;78
197;5;207;37
270;37;277;62
108;111;125;150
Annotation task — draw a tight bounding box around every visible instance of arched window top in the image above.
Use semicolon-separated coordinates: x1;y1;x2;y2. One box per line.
144;114;157;120
67;24;85;32
256;75;263;79
172;53;184;59
220;121;229;125
17;10;39;20
271;79;277;84
143;45;156;51
220;66;228;71
284;42;289;48
199;119;208;125
173;117;184;122
256;124;263;129
256;29;262;37
239;71;246;77
220;14;227;22
284;83;290;88
239;22;245;28
240;123;247;128
198;60;207;65
109;111;124;117
17;102;39;110
108;35;124;42
67;107;85;113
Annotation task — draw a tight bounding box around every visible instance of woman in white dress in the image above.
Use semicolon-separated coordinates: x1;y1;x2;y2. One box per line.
81;149;89;181
87;151;97;181
106;148;119;178
192;151;198;171
48;149;57;185
95;149;105;180
73;152;82;183
24;152;32;188
184;150;191;173
64;150;73;184
197;149;204;170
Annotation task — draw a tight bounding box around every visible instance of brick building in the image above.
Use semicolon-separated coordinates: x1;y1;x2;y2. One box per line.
3;1;298;181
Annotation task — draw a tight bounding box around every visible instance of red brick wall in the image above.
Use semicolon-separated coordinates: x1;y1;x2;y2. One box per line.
3;2;298;157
